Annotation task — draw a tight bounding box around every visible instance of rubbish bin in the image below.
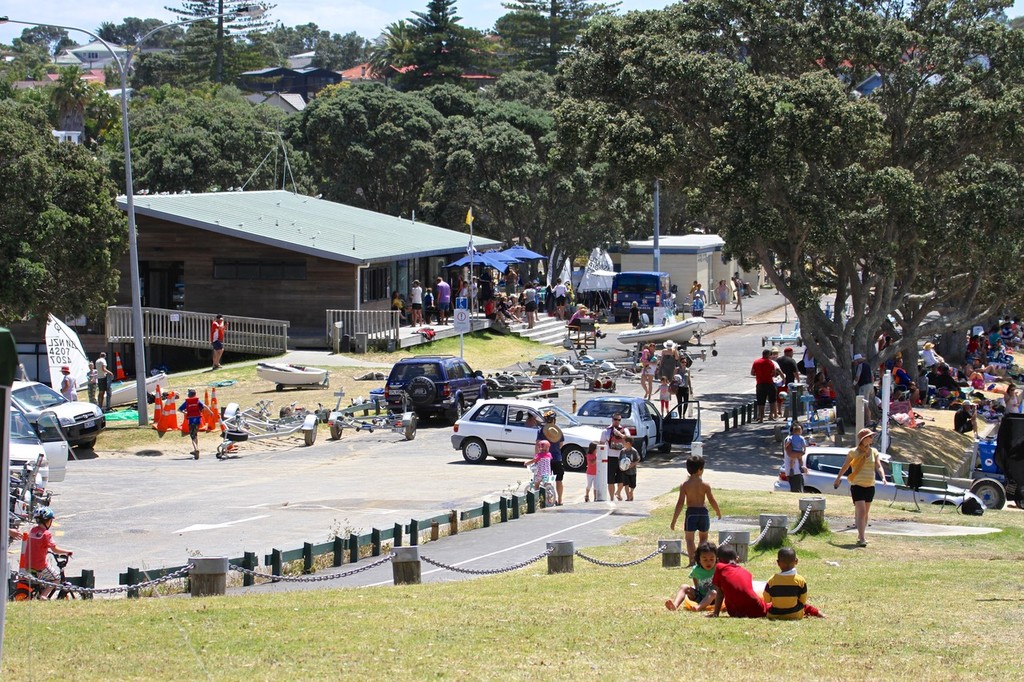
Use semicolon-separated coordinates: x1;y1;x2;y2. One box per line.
355;332;369;354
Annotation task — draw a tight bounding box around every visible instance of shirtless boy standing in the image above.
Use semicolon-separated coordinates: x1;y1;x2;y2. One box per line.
670;455;722;565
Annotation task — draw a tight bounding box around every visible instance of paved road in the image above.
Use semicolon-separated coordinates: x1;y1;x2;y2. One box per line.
42;293;797;587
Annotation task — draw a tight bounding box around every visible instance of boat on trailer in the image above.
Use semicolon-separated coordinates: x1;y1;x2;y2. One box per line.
616;317;707;346
256;363;330;390
110;373;167;407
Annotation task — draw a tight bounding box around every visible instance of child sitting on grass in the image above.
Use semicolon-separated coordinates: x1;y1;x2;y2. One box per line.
666;541;718;611
763;547;824;619
670;455;722;565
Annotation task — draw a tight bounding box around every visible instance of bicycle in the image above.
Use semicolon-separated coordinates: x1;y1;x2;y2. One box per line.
11;552;77;601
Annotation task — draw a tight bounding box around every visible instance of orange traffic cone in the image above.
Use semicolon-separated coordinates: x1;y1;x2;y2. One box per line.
160;392;178;433
202;390;215;432
210;388;224;433
114;352;127;381
152;385;163;429
180;402;191;435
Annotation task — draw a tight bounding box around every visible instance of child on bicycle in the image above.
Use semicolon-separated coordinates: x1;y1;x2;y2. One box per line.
26;507;73;598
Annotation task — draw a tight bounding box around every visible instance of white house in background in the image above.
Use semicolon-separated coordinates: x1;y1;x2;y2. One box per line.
613;234;759;298
246;92;307;114
56;41;128;69
51;130;82;144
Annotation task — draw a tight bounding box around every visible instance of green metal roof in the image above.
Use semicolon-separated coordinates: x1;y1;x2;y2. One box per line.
119;190;501;265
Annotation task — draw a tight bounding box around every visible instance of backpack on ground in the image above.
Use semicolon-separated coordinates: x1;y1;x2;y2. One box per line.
958;492;985;516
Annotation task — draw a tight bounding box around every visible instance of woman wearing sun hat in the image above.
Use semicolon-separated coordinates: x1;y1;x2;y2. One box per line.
833;428;887;547
921;341;944;369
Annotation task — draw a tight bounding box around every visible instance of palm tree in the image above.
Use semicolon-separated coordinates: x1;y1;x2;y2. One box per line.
51;66;93;134
367;20;416;78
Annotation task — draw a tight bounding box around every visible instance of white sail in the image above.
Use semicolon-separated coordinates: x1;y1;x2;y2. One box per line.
45;314;90;392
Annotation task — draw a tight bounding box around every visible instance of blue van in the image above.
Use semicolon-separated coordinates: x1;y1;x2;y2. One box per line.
611;271;672;322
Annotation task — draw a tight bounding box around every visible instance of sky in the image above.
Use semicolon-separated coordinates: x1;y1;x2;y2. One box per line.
0;1;671;46
2;1;1023;47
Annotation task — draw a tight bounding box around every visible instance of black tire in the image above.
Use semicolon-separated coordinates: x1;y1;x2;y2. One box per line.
275;384;284;392
404;415;417;441
448;398;466;425
462;438;488;463
407;376;437;406
659;441;672;453
12;586;31;601
804;487;821;494
303;423;317;446
537;364;553;376
971;478;1006;510
637;439;648;461
330;423;343;440
562;445;586;472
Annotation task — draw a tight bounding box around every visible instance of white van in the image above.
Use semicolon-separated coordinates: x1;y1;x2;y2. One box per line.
9;406;69;485
11;380;105;449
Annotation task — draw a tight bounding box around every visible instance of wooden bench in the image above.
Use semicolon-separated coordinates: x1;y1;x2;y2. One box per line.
890;461;950;511
567;319;597;350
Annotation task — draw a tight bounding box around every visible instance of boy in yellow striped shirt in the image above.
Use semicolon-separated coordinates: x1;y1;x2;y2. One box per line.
762;547;824;619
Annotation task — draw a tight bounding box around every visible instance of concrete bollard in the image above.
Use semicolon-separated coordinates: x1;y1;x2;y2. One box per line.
546;540;575;574
718;530;750;563
798;496;827;534
757;514;789;548
392;546;421;585
189;557;228;597
660;539;684;568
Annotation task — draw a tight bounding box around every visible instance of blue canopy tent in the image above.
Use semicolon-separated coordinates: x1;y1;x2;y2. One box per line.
445;252;518;272
502;244;546;261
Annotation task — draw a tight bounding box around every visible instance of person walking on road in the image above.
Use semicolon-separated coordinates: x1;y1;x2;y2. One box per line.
751;349;777;422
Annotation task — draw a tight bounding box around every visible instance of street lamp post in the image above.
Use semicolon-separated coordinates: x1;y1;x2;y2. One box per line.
1;7;263;425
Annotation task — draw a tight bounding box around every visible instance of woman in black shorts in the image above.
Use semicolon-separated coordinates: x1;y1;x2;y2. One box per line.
832;428;887;547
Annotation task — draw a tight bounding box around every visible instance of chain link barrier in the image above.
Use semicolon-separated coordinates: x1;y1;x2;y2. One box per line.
420;548;552;575
17;564;192;596
790;504;815;533
229;553;394;583
574;545;664;568
751;518;773;545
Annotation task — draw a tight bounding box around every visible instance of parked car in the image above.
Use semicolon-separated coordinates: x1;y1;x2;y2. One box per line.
9;406;69;486
11;380;105;448
384;356;488;424
451;398;604;471
575;396;669;459
772;446;966;506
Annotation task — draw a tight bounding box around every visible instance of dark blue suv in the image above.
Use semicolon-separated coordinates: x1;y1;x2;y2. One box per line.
384;356;488;423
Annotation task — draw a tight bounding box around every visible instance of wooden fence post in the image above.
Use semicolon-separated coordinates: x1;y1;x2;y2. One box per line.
798;496;827;534
348;533;359;563
757;514;789;549
126;567;141;599
499;497;508;522
81;569;95;599
393;523;403;547
660;539;684;568
511;494;521;520
189;557;227;597
449;510;459;536
270;549;283;581
721;412;730;431
546;540;574;574
482;502;491;528
409;520;420;546
430;520;440;541
333;536;344;567
371;528;382;556
718;531;750;563
303;542;314;574
392;546;421;585
527;490;536;514
242;552;257;586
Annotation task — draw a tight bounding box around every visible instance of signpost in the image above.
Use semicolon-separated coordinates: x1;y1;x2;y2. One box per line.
455;297;470;357
1;327;18;659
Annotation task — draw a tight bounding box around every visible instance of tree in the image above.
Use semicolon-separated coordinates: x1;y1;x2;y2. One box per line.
51;66;93;133
367;21;417;78
0;99;127;324
108;85;313;194
400;0;472;89
558;0;1024;421
96;18;184;48
313;32;370;71
16;26;75;57
495;0;620;73
298;83;443;215
165;0;276;82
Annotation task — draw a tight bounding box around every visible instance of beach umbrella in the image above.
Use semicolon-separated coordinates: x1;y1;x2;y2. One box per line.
445;252;517;272
503;244;546;261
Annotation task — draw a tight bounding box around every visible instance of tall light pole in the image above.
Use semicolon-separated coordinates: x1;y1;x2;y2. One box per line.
1;6;264;425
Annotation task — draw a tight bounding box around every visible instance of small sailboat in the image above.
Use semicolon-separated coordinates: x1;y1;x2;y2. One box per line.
256;362;330;390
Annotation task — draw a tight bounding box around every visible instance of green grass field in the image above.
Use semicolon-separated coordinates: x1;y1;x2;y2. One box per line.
4;489;1023;680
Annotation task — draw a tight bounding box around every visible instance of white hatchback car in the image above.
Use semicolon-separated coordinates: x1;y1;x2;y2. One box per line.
772;446;966;506
12;380;105;448
451;398;604;471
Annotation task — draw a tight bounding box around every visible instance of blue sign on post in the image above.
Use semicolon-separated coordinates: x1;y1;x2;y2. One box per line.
455;297;469;310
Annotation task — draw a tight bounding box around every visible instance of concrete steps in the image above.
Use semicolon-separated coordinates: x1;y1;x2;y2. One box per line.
508;315;567;347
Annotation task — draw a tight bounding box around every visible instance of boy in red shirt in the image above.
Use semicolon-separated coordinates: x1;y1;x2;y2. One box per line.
710;544;768;618
26;507;74;598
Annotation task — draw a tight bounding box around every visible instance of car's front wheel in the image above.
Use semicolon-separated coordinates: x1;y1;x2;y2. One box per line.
462;438;487;463
636;438;648;461
562;445;586;472
803;487;821;494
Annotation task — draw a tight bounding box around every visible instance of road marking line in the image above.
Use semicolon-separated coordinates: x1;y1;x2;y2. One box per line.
174;515;270;534
365;507;616;587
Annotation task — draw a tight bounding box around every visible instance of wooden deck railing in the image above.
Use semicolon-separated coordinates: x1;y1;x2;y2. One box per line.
106;307;289;355
325;310;400;347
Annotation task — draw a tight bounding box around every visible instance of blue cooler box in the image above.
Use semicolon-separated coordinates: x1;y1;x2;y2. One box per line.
977;440;999;473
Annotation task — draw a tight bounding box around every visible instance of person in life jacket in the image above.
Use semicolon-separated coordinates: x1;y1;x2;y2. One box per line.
179;389;207;459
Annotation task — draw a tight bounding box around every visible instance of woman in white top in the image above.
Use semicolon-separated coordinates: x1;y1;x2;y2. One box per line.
410;280;423;325
921;342;944;368
1004;383;1021;415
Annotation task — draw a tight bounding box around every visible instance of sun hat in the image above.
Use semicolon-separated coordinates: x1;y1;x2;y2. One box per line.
60;365;70;374
924;342;934;350
856;428;874;445
852;353;864;362
663;340;676;350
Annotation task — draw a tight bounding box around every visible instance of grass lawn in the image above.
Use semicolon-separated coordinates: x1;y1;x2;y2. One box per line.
4;489;1023;680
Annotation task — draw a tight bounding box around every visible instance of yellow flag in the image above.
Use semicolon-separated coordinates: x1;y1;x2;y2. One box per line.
465;208;474;225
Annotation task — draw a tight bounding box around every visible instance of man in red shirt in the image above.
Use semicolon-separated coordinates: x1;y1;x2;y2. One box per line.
210;314;227;369
750;349;778;422
710;545;768;618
